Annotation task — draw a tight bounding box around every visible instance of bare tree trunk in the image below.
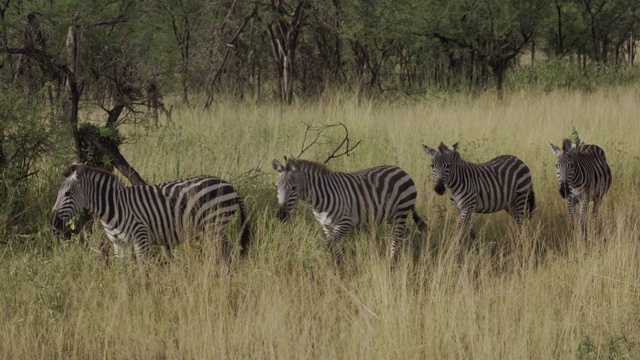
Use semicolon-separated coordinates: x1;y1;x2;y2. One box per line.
64;18;83;162
629;31;635;68
531;39;535;67
203;6;256;109
79;130;147;186
555;0;564;57
266;1;307;105
65;16;78;94
159;0;191;105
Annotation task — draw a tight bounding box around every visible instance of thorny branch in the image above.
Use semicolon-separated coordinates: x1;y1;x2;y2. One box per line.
323;123;361;163
295;121;361;163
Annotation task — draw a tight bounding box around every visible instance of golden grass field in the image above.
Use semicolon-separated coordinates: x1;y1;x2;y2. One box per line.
2;88;640;359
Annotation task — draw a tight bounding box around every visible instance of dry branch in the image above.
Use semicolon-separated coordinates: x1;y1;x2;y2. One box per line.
294;121;361;163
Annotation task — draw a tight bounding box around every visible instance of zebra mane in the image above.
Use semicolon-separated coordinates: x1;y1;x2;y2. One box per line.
63;163;121;183
286;158;333;175
561;138;580;152
438;142;448;153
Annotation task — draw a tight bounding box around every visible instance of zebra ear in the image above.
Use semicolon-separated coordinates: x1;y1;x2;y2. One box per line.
547;142;562;155
451;143;459;152
74;163;86;177
272;159;286;173
422;144;437;157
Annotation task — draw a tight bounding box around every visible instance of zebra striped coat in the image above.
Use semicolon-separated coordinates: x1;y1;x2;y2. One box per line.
422;142;535;240
272;158;427;266
547;139;611;232
51;164;250;268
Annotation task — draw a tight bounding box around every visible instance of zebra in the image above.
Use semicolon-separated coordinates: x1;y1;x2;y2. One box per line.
272;157;427;266
51;164;250;270
422;142;535;241
547;139;611;233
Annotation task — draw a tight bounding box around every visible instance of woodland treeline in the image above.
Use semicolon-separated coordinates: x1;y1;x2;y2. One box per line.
0;0;638;234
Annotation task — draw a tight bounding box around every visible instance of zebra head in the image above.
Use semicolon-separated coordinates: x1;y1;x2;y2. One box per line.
422;142;459;195
51;164;89;238
547;140;575;199
272;158;299;221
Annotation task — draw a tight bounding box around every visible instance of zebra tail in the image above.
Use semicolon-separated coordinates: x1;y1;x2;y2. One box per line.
412;211;428;232
239;200;251;256
526;189;536;215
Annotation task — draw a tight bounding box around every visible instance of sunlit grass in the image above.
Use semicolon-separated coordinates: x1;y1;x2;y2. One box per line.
2;87;640;358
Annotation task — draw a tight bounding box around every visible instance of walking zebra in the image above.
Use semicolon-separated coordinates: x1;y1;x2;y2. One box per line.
547;139;611;233
422;142;535;241
272;158;427;266
51;164;250;270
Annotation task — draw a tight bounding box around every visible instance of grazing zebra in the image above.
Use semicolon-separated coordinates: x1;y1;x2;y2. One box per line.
51;164;250;269
547;139;611;233
272;158;427;266
422;142;535;241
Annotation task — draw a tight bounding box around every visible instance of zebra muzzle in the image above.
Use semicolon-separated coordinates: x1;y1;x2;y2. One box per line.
434;180;446;195
277;207;289;221
559;182;569;199
50;212;70;239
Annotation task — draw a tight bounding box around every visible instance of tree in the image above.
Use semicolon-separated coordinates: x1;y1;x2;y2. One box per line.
575;0;639;65
202;1;257;108
157;0;208;105
0;0;157;184
260;0;309;105
418;0;550;99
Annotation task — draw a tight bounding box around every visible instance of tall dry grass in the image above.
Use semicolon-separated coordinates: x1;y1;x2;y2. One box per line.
2;88;640;359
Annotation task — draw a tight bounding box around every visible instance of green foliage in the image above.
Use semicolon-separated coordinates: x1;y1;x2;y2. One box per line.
576;334;638;360
576;335;597;360
0;86;62;236
509;60;640;92
570;128;581;145
3;0;639;103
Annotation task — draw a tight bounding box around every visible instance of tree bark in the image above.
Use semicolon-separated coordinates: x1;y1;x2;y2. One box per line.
79;130;147;186
265;1;307;105
204;6;256;109
555;0;564;57
629;31;635;68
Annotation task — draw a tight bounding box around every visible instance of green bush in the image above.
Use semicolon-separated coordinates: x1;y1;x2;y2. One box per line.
0;87;65;239
509;60;640;93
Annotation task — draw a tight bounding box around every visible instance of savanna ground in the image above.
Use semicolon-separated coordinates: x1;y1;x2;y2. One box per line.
2;88;640;359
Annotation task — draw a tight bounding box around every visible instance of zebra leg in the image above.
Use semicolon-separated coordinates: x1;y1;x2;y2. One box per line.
390;223;410;265
113;243;127;259
133;232;153;264
469;225;477;240
322;224;334;238
578;198;589;237
161;245;174;265
591;196;602;221
566;196;577;229
509;202;526;236
325;225;350;267
106;233;128;259
220;231;232;276
590;196;607;236
458;210;474;242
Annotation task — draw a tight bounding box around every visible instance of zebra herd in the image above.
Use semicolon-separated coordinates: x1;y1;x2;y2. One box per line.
50;138;612;270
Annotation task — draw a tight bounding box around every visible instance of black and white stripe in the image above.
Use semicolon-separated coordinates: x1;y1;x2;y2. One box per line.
547;139;611;233
272;158;427;265
422;142;535;240
51;164;250;269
